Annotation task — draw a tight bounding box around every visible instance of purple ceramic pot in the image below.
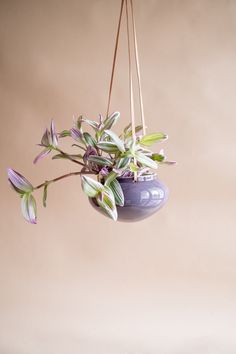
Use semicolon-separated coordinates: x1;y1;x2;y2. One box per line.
89;174;169;222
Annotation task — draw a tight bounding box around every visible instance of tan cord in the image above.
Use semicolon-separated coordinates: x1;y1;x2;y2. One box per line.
106;0;124;118
125;0;138;181
130;0;146;135
125;0;136;142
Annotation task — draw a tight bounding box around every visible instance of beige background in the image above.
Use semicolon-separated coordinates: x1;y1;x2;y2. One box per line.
0;0;236;353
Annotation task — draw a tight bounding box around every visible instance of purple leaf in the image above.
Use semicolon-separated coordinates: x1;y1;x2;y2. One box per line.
70;127;83;142
41;128;50;147
100;167;110;177
21;193;37;224
50;120;58;147
7;168;33;193
33;148;51;164
83;146;97;163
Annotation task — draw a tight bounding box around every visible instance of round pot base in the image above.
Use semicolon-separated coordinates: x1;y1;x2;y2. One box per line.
89;174;169;222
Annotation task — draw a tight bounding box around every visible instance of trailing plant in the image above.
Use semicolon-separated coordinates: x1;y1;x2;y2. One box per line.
7;112;175;223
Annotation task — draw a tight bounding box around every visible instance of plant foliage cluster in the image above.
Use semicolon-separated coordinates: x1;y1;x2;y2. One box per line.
8;112;175;222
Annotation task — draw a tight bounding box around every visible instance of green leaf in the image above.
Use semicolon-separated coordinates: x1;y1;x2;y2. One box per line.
140;132;167;146
88;155;114;167
104;130;125;152
129;162;139;172
109;179;124;206
81;176;104;198
75;115;83;129
104;171;118;186
104;172;124;206
125;125;143;139
151;153;165;162
96;186;118;221
116;157;130;169
96;141;120;153
103;111;120;130
135;152;158;169
123;122;131;134
43;182;49;207
83;132;97;147
59;130;71;138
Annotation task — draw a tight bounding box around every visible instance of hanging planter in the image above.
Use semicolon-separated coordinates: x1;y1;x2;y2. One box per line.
90;174;169;222
7;0;176;224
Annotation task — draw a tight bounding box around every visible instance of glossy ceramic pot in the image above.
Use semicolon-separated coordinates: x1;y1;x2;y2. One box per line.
89;174;169;222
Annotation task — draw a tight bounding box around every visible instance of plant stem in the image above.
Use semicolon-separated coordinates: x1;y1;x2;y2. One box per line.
71;144;86;151
34;170;94;190
56;148;85;166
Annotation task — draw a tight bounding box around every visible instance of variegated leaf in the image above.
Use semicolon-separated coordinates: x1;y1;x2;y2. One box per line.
81;176;103;198
135;152;158;169
140;132;167;146
103;111;120;130
116;157;130;169
88;156;114;166
83;132;97;147
108;179;124;206
104;130;125;152
96;186;118;221
96;141;120;153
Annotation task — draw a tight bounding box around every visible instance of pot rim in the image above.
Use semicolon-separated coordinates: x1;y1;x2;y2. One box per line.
117;173;157;182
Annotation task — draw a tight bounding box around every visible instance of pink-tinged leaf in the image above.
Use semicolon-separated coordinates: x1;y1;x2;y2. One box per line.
163;160;177;165
7;168;33;193
21;194;37;224
33;148;51;164
8;179;24;194
41;128;50;147
99;167;110;177
70;128;83;142
83;146;97;163
50;120;58;147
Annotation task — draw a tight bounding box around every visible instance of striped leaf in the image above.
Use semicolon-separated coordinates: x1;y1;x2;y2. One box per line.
83;132;97;147
109;179;124;206
125;125;143;139
21;193;37;224
103;111;120;130
59;130;71;138
140;132;167;146
116;157;130;169
104;130;125;152
135;152;158;169
88;156;114;166
104;171;118;186
96;186;118;221
96;141;120;153
81;118;99;130
81;176;103;198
